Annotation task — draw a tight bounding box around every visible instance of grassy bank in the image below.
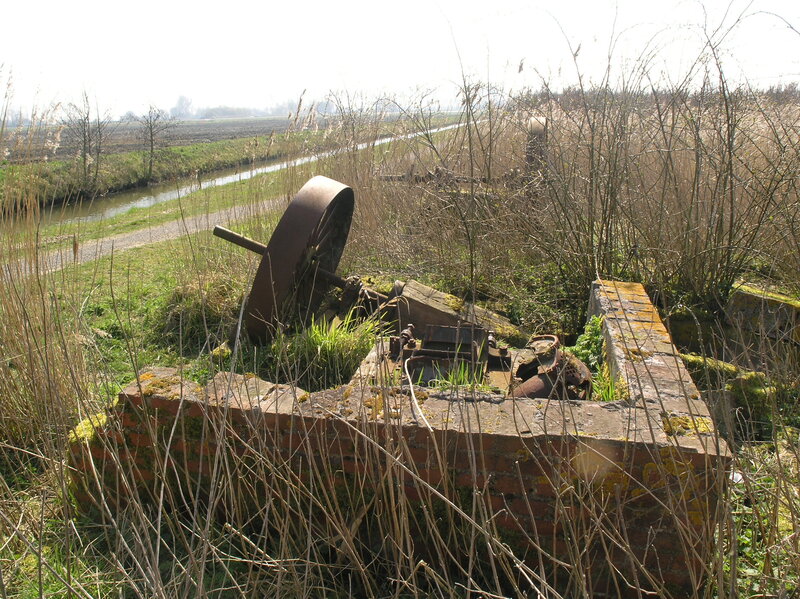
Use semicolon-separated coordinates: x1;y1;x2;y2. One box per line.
0;128;326;210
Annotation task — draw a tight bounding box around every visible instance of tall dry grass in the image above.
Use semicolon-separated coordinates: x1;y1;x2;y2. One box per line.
0;53;798;598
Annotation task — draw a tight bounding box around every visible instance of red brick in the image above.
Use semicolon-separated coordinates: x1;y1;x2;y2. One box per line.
492;474;526;495
452;448;488;471
326;417;358;438
280;433;304;451
405;445;434;465
69;440;87;457
228;407;262;426
105;431;126;445
68;454;91;473
487;493;508;511
454;471;489;489
547;536;574;557
185;460;211;475
196;442;217;456
340;458;362;475
402;483;423;502
185;403;207;418
486;454;513;474
624;527;667;550
527;518;558;536
146;395;182;414
120;412;141;428
661;568;696;589
297;433;353;456
485;434;527;455
327;437;355;456
416;467;443;485
532;480;559;498
166;439;186;453
398;424;425;447
131;468;155;482
492;511;530;532
256;411;279;430
71;490;94;507
120;391;144;407
509;498;554;520
127;432;153;448
88;445;113;462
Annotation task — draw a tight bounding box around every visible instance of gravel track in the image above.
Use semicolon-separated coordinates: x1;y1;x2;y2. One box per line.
25;198;280;274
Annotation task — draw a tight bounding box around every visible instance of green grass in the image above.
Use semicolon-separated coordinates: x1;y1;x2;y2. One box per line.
63;242;186;393
728;443;800;597
264;310;379;392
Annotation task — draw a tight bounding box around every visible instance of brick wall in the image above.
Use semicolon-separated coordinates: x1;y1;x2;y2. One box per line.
69;280;730;597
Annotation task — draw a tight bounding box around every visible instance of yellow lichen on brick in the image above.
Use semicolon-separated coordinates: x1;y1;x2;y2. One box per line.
599;470;630;494
69;412;108;444
623;346;653;361
662;414;714;436
140;373;182;397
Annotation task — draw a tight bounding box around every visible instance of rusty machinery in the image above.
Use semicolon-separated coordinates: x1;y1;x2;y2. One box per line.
212;176;386;342
213;175;590;399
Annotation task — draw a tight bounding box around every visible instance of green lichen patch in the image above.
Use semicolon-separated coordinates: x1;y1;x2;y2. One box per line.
680;353;740;385
736;283;800;310
444;294;465;314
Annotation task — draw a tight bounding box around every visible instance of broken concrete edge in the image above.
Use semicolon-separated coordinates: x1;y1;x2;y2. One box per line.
396;280;528;345
68;366;730;510
589;279;730;459
726;282;800;343
67;363;727;506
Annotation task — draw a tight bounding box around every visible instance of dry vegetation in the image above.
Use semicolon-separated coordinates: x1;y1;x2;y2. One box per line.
0;55;799;598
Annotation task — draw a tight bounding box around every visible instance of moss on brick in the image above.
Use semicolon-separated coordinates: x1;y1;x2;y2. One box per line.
736;283;800;310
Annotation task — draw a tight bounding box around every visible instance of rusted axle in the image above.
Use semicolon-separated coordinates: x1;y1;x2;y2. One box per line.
213;225;352;290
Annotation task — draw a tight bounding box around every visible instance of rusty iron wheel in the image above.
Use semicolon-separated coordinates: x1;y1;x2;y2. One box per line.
245;176;354;342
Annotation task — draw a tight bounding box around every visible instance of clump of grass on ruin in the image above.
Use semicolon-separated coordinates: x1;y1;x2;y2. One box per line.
563;315;626;401
426;360;496;394
262;309;379;392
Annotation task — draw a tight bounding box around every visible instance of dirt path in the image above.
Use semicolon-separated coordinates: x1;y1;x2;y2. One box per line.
30;198;281;274
15;122;464;275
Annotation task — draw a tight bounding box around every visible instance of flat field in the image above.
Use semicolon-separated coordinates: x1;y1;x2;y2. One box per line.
3;116;301;163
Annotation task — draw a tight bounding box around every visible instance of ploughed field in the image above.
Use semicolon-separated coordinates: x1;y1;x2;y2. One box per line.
4;116;300;163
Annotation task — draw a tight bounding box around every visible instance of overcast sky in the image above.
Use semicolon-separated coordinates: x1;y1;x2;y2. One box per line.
2;0;799;117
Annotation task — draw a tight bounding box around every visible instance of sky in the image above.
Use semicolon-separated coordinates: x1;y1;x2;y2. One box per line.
2;0;799;118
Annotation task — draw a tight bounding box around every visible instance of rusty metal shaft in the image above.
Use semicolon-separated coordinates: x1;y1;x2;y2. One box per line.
213;225;347;289
213;226;267;255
